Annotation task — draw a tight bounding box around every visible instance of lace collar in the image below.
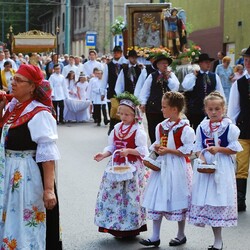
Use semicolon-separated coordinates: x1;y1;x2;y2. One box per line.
200;117;232;137
161;118;190;131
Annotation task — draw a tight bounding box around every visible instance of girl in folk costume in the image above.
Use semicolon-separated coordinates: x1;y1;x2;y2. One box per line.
94;92;148;237
140;91;195;247
0;64;62;249
189;92;242;250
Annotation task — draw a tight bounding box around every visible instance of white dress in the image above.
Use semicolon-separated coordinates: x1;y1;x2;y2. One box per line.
0;100;60;249
189;118;243;227
77;81;89;101
64;79;90;122
142;119;195;220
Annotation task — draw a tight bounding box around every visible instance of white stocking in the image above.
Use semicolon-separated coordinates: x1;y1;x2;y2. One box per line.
150;217;162;241
177;220;186;239
212;227;223;249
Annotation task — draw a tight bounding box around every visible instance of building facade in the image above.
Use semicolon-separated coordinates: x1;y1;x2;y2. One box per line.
39;0;250;62
39;0;150;57
153;0;250;62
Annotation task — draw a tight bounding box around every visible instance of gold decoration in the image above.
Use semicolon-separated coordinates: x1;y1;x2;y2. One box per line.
151;22;160;30
15;30;55;38
142;14;155;24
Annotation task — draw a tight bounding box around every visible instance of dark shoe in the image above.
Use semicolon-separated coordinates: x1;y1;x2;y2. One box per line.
104;119;110;125
169;236;187;246
139;239;160;247
97;123;101;126
208;246;222;250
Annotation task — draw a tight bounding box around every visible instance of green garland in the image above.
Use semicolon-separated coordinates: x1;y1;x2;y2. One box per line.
115;92;140;106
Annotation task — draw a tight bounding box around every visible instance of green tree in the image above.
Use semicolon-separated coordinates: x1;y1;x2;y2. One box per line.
0;0;57;43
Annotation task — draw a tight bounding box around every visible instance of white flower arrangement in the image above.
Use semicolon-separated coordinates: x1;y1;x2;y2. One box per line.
111;16;125;36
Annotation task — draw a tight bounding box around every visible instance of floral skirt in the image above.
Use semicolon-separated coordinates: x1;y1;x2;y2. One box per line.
0;150;46;249
94;160;147;236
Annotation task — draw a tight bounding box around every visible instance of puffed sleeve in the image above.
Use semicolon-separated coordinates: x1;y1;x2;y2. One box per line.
168;72;180;91
193;125;203;152
182;73;196;91
139;74;153;105
28;111;61;163
227;124;243;152
178;126;195;154
135;127;149;157
103;129;115;153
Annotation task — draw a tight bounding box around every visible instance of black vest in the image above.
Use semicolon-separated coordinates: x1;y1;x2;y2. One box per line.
185;71;216;115
107;61;121;99
236;76;250;139
145;65;156;76
122;65;141;94
146;71;171;113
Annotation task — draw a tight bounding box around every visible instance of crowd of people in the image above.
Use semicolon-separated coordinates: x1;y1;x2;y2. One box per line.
0;43;249;249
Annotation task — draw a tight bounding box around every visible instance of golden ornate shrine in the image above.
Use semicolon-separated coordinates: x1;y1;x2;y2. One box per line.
13;30;56;53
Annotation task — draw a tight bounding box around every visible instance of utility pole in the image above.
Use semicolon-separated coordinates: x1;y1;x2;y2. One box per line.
26;0;29;31
109;0;114;51
65;0;70;54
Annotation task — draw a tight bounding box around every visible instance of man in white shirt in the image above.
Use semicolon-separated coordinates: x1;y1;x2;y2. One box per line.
182;53;224;130
227;46;250;212
49;64;68;124
139;53;180;143
74;56;84;75
62;55;79;79
82;50;103;78
115;49;142;96
134;54;157;97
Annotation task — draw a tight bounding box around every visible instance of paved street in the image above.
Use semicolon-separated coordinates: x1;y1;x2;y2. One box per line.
56;121;250;250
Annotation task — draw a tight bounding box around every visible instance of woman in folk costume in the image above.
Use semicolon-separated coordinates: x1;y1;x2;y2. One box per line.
94;92;148;237
140;91;195;247
0;64;62;249
189;92;242;250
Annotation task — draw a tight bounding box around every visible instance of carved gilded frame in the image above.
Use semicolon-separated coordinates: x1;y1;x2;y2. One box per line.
125;3;171;49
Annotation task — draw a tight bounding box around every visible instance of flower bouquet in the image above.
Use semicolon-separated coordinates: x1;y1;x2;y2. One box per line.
178;44;201;63
111;16;125;36
127;46;172;59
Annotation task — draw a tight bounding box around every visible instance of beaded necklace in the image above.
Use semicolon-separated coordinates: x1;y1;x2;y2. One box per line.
117;122;134;139
209;118;222;133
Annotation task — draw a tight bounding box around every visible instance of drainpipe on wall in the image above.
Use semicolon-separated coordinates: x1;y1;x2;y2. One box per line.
65;0;70;54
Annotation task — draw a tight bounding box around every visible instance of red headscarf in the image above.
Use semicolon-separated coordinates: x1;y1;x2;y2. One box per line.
16;64;44;87
15;64;53;108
